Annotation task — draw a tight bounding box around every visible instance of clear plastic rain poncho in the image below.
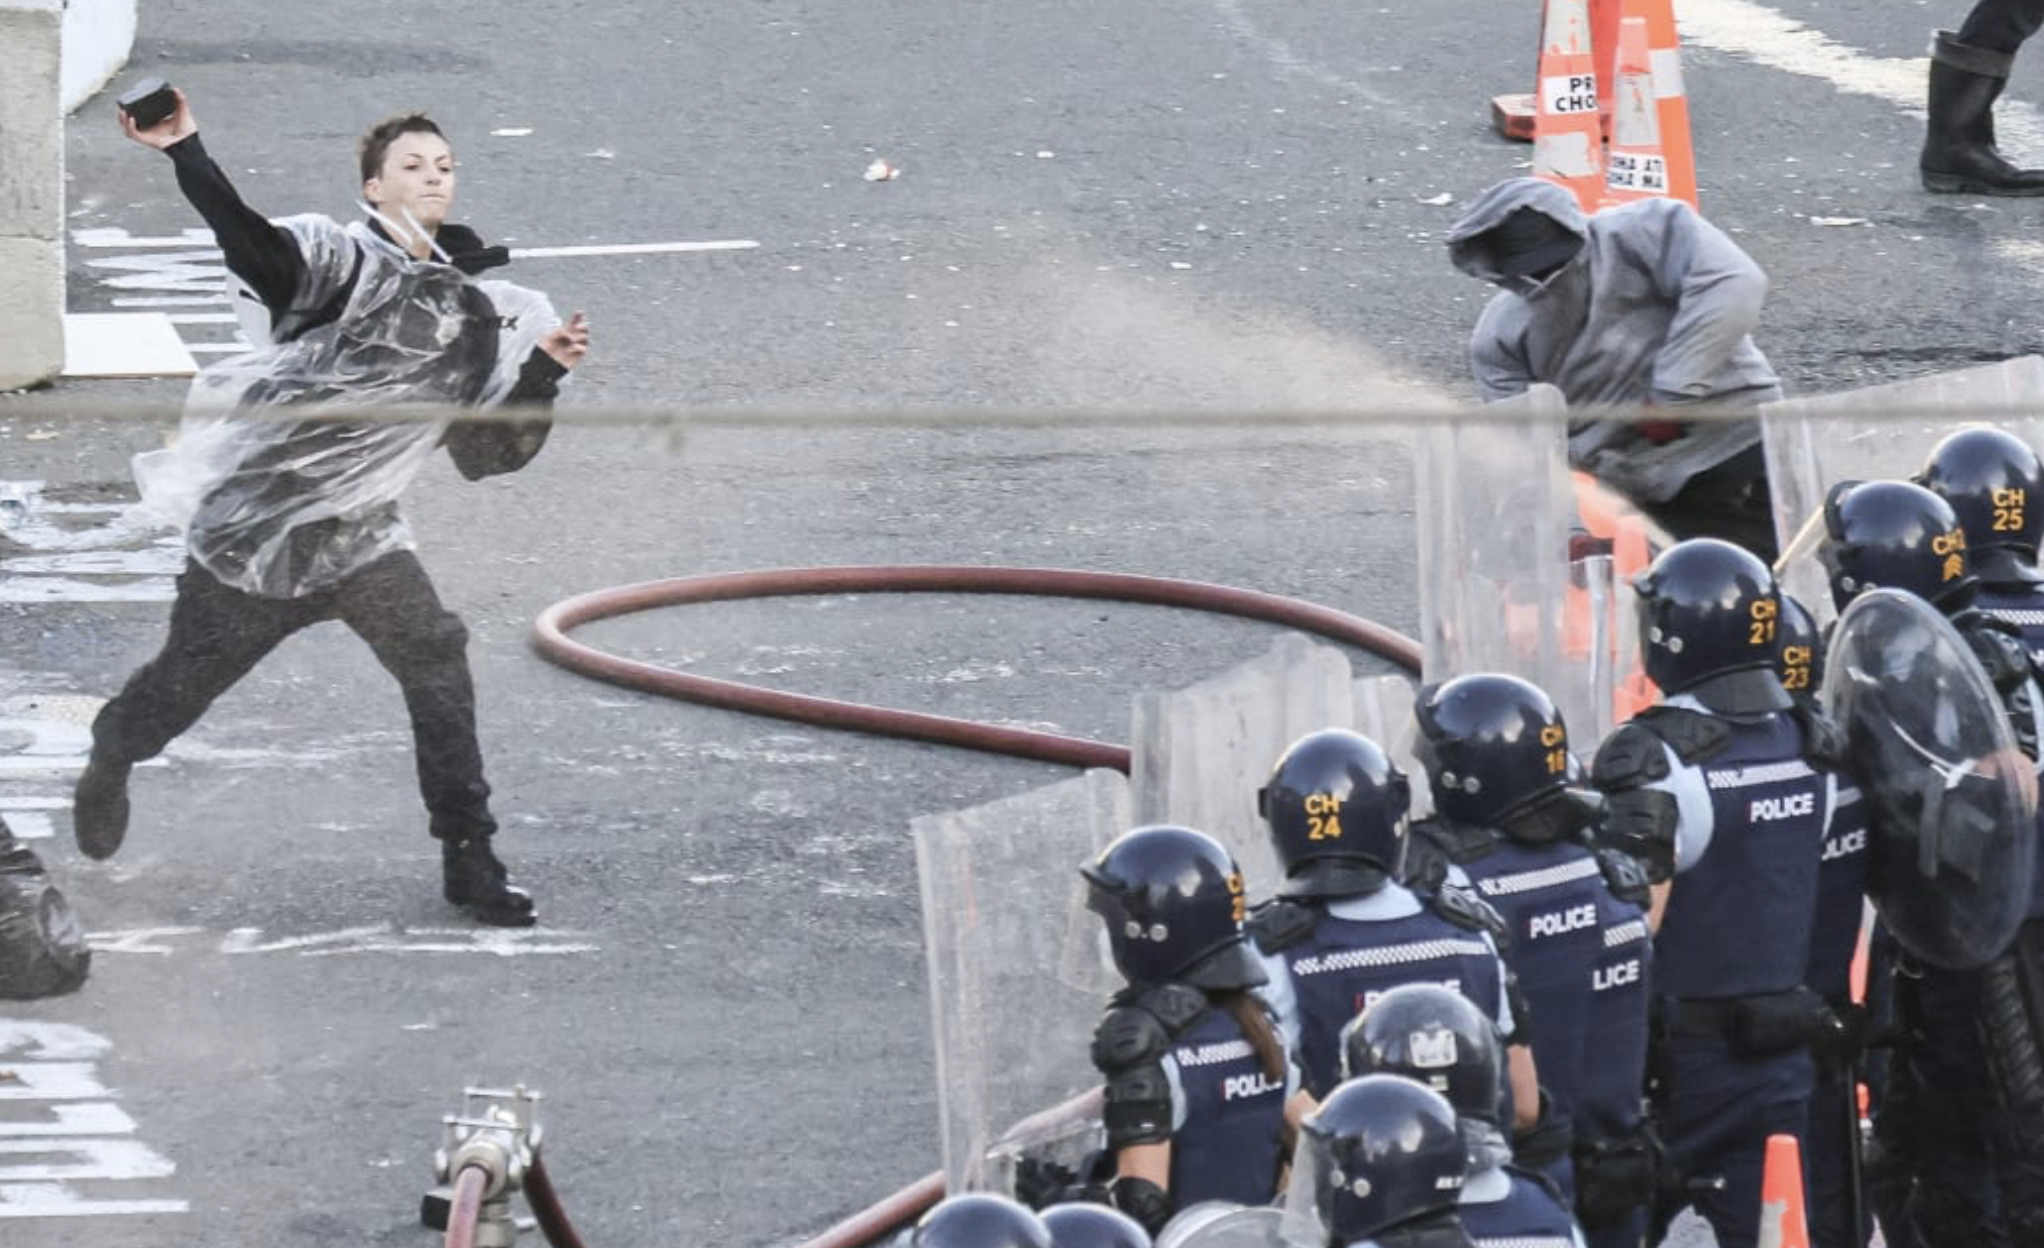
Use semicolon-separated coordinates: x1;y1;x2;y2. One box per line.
131;215;557;599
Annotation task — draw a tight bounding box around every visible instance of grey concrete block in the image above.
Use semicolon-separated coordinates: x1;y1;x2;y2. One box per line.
1130;631;1355;897
0;237;63;390
0;0;63;240
913;767;1131;1195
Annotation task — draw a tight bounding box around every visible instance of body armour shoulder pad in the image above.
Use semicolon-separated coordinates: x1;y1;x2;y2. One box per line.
1133;981;1210;1035
1788;701;1849;767
1430;881;1510;945
1412;816;1502;863
1630;705;1737;765
1092;1004;1173;1075
1957;610;2035;693
1248;898;1319;954
1596;845;1654;906
1591;722;1672;791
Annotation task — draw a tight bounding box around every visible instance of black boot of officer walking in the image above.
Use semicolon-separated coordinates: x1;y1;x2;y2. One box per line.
1922;30;2044;194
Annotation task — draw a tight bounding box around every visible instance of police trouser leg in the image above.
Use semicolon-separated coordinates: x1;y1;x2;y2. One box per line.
1804;1069;1870;1248
1981;921;2044;1245
1889;965;2012;1247
333;551;495;843
1958;0;2044;55
1656;1036;1814;1248
90;560;311;766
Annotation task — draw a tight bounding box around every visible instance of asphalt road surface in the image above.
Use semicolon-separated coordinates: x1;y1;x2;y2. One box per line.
2;0;2031;1244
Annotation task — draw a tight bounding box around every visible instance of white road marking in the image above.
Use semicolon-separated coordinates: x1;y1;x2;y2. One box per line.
0;1022;111;1062
508;239;759;258
0;1064;108;1101
0;1105;138;1138
0;1024;186;1217
0;1186;188;1218
89;926;599;957
0;1139;174;1182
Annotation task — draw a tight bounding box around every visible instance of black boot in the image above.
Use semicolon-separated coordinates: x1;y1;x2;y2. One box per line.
72;753;132;861
1922;30;2044;195
441;836;537;928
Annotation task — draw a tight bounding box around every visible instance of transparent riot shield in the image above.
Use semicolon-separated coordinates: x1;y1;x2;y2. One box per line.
1416;386;1638;745
1823;588;2038;970
913;768;1133;1194
1763;357;2044;628
1130;632;1357;898
1353;673;1428;819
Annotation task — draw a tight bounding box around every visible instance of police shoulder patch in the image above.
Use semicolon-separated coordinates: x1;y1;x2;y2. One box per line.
1247;899;1317;954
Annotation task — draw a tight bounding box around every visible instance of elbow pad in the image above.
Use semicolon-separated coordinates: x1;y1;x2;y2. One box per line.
1093;1006;1174;1149
1108;1175;1174;1235
1591;725;1680;883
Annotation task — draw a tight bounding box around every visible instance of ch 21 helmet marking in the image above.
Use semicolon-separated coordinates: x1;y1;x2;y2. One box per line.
1413;674;1572;825
1259;729;1412;898
1286;1074;1467;1244
1917;427;2044;586
1339;983;1506;1127
1819;480;1973;612
1082;825;1264;990
1634;538;1793;714
912;1194;1054;1248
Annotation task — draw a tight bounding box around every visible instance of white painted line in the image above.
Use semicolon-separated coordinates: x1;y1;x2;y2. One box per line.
0;580;177;605
85;929;206;956
0;1138;176;1182
72;227;215;248
0;1064;109;1101
0;1184;188;1217
0;813;53;841
1677;0;2044;152
507;239;760;259
217;925;392;954
0;1104;138;1138
60;314;197;379
0;1023;112;1062
163;313;239;325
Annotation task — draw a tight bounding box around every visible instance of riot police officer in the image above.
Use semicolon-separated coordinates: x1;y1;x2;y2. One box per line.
1821;477;2044;1247
1775;594;1875;1248
1342;984;1584;1248
1403;674;1655;1218
1920;426;2044;661
1588;539;1839;1248
1283;1074;1476;1248
1248;729;1538;1131
1082;825;1308;1235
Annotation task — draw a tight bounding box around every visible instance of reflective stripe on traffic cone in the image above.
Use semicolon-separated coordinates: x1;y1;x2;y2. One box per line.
1533;0;1606;212
1758;1134;1811;1248
1633;0;1698;207
1602;17;1669;206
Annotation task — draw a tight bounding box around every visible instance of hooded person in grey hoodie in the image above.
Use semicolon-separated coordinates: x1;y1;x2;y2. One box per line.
1447;178;1783;561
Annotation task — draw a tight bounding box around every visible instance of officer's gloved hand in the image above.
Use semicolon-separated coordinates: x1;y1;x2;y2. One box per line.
1809;1001;1870;1080
1011;1156;1079;1210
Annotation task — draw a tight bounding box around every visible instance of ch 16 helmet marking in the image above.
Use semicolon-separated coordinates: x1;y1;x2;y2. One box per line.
1413;674;1572;825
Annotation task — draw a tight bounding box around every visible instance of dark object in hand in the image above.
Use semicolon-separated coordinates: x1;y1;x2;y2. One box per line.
118;78;178;130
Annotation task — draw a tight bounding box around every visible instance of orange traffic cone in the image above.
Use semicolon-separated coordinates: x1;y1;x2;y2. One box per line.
1601;17;1669;207
1494;0;1622;141
1532;0;1606;212
1758;1134;1811;1248
1630;0;1698;206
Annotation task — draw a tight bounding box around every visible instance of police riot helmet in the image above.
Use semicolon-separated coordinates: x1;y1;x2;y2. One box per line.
1043;1202;1154;1248
1259;729;1412;898
1917;427;2044;587
912;1194;1054;1248
1283;1074;1467;1245
1634;538;1793;714
1819;479;1975;612
1775;593;1825;699
1339;984;1505;1127
1412;674;1572;826
1082;825;1266;991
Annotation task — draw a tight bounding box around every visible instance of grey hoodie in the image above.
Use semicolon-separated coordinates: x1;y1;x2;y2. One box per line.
1447;178;1779;504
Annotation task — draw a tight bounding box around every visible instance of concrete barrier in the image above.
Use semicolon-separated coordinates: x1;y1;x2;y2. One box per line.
1352;672;1428;816
1762;357;2044;624
0;0;65;391
1129;631;1355;897
61;0;136;113
913;768;1132;1195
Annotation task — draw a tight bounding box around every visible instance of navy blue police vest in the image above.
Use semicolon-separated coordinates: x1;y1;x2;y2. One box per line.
1457;839;1606;1139
1168;1004;1289;1206
1655;713;1827;1000
1807;778;1868;1003
1578;895;1651;1141
1278;906;1505;1098
1459;1168;1579;1248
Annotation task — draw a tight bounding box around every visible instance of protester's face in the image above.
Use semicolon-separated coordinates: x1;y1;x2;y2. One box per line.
365;131;457;229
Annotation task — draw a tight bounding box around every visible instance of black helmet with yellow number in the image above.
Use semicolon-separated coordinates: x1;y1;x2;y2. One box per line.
1635;538;1792;715
1917;427;2044;588
1820;479;1975;613
1258;729;1411;899
1082;825;1265;991
1413;674;1573;826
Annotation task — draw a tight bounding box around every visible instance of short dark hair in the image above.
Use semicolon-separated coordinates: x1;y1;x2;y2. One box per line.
358;113;448;183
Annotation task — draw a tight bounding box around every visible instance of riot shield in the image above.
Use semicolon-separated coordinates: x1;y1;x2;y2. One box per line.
1822;588;2038;969
913;768;1133;1194
1762;359;2044;629
1156;1203;1287;1248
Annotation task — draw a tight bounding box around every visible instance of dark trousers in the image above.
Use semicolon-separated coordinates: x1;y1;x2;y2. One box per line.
91;552;496;842
1650;1033;1813;1248
1637;443;1779;564
1959;0;2044;54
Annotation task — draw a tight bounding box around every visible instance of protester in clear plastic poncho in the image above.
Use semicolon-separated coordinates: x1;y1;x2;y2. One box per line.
76;89;589;928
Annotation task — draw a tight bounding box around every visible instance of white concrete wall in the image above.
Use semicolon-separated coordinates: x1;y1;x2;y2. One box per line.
61;0;137;113
0;0;65;391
